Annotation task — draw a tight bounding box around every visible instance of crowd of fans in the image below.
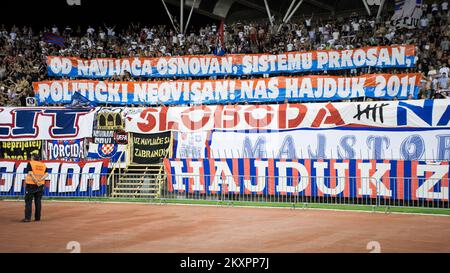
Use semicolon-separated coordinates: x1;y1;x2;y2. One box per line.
1;1;450;106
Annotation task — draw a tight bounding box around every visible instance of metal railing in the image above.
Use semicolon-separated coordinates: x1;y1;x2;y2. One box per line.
106;150;126;190
0;172;114;200
1;172;449;209
160;174;450;209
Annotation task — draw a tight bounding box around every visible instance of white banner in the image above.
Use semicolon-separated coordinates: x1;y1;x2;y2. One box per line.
44;139;86;162
390;0;423;29
174;131;209;158
124;99;450;133
210;127;450;161
87;143;127;168
0;107;97;141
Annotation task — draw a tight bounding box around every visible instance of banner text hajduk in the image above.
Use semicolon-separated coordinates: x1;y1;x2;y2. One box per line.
46;45;415;78
164;158;449;201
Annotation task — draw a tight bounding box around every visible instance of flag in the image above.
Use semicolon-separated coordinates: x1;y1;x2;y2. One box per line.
213;46;225;56
87;143;127;168
218;20;225;49
214;20;226;56
66;92;97;108
43;33;65;47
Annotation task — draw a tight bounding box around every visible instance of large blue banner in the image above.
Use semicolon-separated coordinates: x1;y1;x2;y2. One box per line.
164;158;450;201
46;45;415;78
33;74;421;105
0;107;97;141
0;159;109;197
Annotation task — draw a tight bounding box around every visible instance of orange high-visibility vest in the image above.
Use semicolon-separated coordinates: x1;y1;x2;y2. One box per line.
25;161;47;185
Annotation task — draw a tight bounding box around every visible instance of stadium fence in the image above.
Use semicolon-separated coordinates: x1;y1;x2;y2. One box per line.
1;172;449;210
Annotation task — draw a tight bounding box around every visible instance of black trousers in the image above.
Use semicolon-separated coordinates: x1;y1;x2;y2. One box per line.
24;184;44;220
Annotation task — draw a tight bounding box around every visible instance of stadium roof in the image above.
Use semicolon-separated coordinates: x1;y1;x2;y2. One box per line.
3;0;397;28
147;0;397;22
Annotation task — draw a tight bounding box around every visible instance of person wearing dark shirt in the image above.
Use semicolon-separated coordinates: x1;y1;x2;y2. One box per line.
23;154;48;222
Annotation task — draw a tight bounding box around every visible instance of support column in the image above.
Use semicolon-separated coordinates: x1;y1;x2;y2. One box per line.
263;0;274;26
180;0;184;34
284;0;303;26
362;0;372;16
184;0;196;34
278;0;303;33
283;0;297;23
161;0;179;32
376;0;386;21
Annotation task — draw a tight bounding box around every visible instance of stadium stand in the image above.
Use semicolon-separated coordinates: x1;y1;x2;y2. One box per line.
2;1;450;256
1;0;450;207
0;0;449;106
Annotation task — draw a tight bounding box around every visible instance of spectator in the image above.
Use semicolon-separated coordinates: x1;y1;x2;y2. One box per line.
420;16;429;29
1;4;450;106
442;1;448;14
432;2;440;15
438;72;449;90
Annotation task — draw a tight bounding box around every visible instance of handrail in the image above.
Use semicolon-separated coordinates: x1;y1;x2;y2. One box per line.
106;150;125;186
156;164;165;199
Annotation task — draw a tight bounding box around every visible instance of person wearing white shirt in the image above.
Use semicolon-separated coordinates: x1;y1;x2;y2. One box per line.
428;66;438;78
438;73;449;89
105;24;115;37
146;30;153;41
420;17;429;28
172;35;178;45
177;33;184;42
332;30;340;41
308;30;315;40
286;42;294;52
52;25;59;35
385;30;395;41
342;23;350;36
99;31;106;40
318;26;324;34
304;13;313;31
441;38;450;51
351;21;360;32
442;1;448;13
9;31;16;41
439;66;449;76
86;26;95;36
432;2;439;15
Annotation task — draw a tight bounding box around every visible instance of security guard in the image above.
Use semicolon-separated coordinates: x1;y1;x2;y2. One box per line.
23;154;48;222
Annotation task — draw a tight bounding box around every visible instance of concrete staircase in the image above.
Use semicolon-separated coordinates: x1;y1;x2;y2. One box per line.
111;164;165;198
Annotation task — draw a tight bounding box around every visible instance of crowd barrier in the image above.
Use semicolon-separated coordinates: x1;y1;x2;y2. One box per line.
161;174;449;209
1;172;448;209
